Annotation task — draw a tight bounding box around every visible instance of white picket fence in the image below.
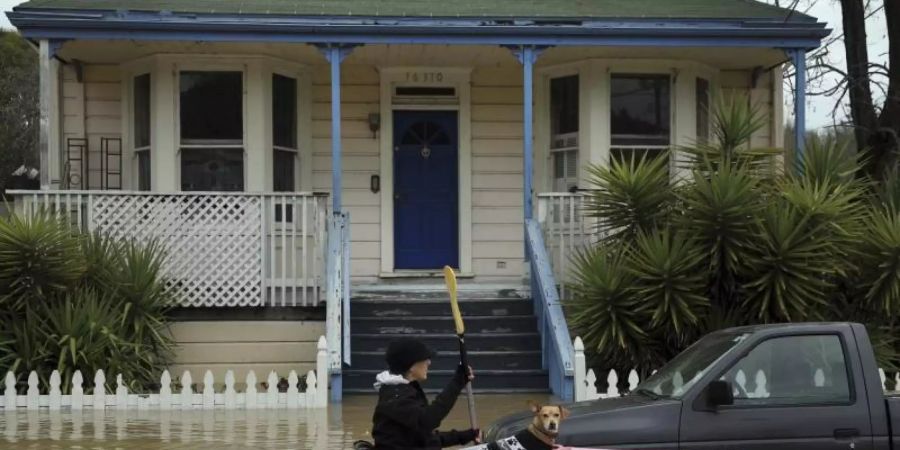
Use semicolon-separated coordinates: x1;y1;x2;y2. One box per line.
573;337;900;402
1;337;329;411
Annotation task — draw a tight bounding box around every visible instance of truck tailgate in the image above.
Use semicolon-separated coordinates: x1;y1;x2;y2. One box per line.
889;396;899;449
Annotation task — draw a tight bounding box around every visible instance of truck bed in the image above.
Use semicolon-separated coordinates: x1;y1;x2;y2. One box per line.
889;396;899;449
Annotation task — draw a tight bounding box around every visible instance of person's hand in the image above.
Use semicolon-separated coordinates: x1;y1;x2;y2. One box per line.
459;428;481;444
454;364;475;384
475;429;483;444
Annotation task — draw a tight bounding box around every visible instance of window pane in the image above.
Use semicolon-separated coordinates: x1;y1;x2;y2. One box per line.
137;150;151;191
696;78;710;144
180;71;243;144
551;75;579;136
180;148;244;191
637;332;747;399
552;150;579;192
611;75;670;146
274;150;295;192
273;74;297;149
720;335;851;406
134;74;151;149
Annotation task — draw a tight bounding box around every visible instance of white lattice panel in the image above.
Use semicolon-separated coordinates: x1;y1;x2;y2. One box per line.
91;194;264;307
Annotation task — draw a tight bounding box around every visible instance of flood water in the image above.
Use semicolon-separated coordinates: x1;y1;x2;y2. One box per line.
0;394;551;449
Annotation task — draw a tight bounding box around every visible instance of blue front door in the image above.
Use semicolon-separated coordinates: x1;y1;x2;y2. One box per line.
393;111;459;270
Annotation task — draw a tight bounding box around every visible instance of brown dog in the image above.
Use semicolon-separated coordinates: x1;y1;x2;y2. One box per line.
476;401;571;450
527;401;570;447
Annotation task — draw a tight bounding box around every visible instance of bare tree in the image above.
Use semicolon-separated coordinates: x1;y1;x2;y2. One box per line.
841;0;899;178
769;0;897;179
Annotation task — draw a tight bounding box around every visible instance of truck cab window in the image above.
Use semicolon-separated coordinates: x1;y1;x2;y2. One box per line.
719;335;851;406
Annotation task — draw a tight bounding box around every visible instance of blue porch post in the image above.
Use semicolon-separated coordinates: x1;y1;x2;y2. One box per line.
318;43;357;403
515;46;544;222
323;45;355;213
790;48;807;172
509;45;547;259
523;46;536;222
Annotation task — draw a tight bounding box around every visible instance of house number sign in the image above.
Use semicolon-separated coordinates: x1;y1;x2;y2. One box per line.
405;72;444;82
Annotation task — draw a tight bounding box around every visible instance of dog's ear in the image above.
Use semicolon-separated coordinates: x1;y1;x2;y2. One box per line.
527;400;541;413
558;406;570;419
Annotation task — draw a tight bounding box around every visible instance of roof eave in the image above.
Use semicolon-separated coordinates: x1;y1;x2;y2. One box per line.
6;9;831;49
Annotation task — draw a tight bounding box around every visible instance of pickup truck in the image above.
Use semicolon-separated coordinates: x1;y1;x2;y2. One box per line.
485;323;899;449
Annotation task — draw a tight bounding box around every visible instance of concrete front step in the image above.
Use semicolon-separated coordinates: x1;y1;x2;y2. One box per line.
351;315;537;334
351;286;527;301
352;298;534;318
352;350;542;371
351;332;542;353
342;369;550;393
347;291;548;394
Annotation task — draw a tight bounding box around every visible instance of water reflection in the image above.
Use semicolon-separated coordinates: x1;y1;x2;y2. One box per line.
0;394;549;449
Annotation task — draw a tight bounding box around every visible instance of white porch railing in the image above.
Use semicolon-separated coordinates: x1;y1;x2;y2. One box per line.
1;336;328;410
573;337;900;402
536;193;594;298
7;190;329;308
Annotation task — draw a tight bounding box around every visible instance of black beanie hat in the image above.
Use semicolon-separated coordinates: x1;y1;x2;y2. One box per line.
385;338;435;375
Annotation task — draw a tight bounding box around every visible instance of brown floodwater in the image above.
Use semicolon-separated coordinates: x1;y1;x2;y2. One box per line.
0;394;552;449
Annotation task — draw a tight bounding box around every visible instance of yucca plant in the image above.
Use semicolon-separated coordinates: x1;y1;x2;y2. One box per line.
568;94;900;371
567;246;660;370
1;309;49;391
626;230;708;340
0;211;84;308
677;164;764;307
741;203;835;322
112;238;174;375
585;152;672;243
856;209;900;314
679;94;780;173
0;211;175;393
79;230;121;291
42;288;153;387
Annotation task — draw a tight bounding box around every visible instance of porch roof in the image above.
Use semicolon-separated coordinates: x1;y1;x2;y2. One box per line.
11;0;815;21
8;0;830;50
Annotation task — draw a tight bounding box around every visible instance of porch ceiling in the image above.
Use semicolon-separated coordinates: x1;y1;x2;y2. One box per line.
58;41;788;71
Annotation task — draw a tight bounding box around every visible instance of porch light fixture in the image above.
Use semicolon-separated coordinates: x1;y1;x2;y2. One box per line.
368;113;381;138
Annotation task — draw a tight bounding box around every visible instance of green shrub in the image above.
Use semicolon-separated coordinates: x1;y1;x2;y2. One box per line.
0;212;174;393
568;95;900;373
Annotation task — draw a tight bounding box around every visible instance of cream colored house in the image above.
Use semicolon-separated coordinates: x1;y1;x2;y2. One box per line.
6;0;828;401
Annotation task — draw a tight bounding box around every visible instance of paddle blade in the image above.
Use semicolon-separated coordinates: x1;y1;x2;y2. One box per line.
443;265;465;334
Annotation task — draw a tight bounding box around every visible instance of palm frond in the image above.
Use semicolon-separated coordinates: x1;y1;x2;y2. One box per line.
566;245;654;368
626;230;709;338
584;152;673;242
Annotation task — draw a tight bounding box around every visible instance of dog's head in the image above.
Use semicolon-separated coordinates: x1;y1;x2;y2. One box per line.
528;400;570;436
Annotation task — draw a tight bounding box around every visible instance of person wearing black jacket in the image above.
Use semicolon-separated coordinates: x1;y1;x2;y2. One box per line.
369;338;481;450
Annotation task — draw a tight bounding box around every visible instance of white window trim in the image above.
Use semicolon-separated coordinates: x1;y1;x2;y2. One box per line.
174;62;248;192
119;54;310;193
534;65;592;192
121;56;156;191
378;67;473;275
268;62;311;192
537;58;719;191
537;62;589;194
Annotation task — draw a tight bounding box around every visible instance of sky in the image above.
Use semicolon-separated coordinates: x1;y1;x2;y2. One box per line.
0;0;890;130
